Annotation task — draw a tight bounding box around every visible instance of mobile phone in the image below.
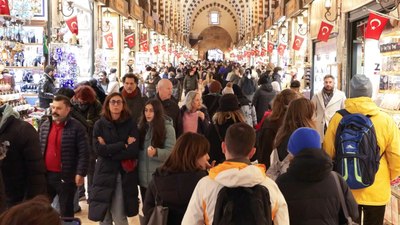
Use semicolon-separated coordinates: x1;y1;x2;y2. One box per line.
61;217;81;225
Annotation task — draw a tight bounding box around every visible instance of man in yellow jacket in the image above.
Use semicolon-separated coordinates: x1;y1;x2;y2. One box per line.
323;74;400;225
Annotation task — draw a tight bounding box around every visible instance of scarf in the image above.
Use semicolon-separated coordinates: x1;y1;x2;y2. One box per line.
322;89;333;107
121;88;139;99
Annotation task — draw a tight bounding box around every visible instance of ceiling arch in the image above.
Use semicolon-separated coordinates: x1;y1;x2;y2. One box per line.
190;3;238;30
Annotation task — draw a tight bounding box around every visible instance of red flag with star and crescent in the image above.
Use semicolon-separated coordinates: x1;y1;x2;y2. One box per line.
0;0;10;16
124;34;135;48
317;21;334;42
104;33;113;48
153;45;159;54
261;47;267;56
277;43;286;56
161;44;166;51
267;42;274;53
66;16;79;35
365;12;389;40
292;35;304;51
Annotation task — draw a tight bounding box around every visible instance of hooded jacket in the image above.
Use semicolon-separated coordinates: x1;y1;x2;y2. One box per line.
38;73;57;108
323;97;400;205
252;83;276;122
182;161;289;225
276;149;358;225
0;104;46;206
138;118;176;188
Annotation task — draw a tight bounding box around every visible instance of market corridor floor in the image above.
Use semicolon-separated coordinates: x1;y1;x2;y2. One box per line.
75;200;140;225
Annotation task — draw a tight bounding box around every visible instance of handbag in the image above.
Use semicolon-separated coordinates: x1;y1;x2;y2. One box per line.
147;180;169;225
331;171;359;225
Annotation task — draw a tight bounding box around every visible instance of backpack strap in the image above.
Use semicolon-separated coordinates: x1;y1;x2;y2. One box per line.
331;171;356;224
337;109;350;117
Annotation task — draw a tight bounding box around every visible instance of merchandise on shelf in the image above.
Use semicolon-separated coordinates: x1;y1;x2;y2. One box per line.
50;43;80;89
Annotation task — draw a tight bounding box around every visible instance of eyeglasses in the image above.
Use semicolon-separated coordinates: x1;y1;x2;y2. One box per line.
109;100;123;105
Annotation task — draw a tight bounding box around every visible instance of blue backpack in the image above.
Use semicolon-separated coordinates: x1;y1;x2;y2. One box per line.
334;109;381;189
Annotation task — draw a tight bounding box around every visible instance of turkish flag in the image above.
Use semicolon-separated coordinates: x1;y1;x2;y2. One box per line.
161;44;166;51
317;21;334;42
153;45;159;54
292;35;304;51
277;43;286;56
261;47;267;56
140;40;149;52
124;34;135;48
267;42;274;53
365;12;389;40
65;16;79;35
104;33;113;48
0;0;10;16
168;48;172;53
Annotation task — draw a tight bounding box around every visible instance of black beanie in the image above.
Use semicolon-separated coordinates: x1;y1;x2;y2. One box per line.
218;94;240;112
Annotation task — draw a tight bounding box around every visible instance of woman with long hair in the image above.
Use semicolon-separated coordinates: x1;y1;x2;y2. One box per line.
143;132;211;225
206;94;246;164
257;89;299;167
89;92;140;224
267;97;317;180
138;99;176;198
178;90;210;136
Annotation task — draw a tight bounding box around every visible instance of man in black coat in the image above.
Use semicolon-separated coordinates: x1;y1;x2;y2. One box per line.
156;79;180;136
38;65;57;108
0;103;47;208
121;73;148;123
39;95;89;217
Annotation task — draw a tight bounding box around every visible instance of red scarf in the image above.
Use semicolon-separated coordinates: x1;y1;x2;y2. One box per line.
121;88;138;99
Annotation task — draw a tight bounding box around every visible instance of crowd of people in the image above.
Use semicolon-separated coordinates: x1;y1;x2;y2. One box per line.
0;59;399;225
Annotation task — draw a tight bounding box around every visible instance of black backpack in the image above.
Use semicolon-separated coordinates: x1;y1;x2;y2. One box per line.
213;185;272;225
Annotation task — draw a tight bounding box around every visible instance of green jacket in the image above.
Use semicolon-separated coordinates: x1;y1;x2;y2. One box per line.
138;118;176;188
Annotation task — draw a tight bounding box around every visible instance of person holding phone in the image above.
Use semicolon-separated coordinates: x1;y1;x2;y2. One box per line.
89;93;140;225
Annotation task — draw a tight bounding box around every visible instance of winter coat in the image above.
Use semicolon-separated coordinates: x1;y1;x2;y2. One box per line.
311;89;346;143
276;149;359;225
272;72;282;89
266;135;290;180
143;168;207;225
252;83;276;122
124;87;148;123
257;118;282;168
0;104;46;207
156;94;180;137
323;97;400;206
107;73;120;94
138;119;176;188
183;74;198;93
182;161;289;225
38;73;57;108
237;96;257;127
145;74;161;98
39;116;89;182
0;161;5;214
89;117;140;221
202;93;221;120
178;106;210;137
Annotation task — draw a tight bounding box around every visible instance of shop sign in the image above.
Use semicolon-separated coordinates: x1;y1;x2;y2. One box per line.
132;3;143;21
302;0;314;7
380;43;400;53
274;6;282;22
146;15;154;29
285;0;300;18
157;24;163;34
108;0;127;17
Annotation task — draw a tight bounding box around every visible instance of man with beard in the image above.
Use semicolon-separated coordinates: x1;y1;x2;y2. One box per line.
121;73;147;123
311;74;346;143
39;95;88;217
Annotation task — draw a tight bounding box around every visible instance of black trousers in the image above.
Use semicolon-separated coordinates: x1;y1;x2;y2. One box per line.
46;172;76;217
357;205;385;225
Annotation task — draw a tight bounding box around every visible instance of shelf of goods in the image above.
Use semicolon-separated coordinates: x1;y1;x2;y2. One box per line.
380;32;400;225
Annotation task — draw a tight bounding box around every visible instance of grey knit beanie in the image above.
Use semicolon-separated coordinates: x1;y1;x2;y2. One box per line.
350;74;372;98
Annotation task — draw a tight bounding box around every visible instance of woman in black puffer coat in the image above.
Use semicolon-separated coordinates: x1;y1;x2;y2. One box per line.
89;93;140;224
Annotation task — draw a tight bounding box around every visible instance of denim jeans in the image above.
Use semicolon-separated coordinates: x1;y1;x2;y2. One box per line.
100;173;128;225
